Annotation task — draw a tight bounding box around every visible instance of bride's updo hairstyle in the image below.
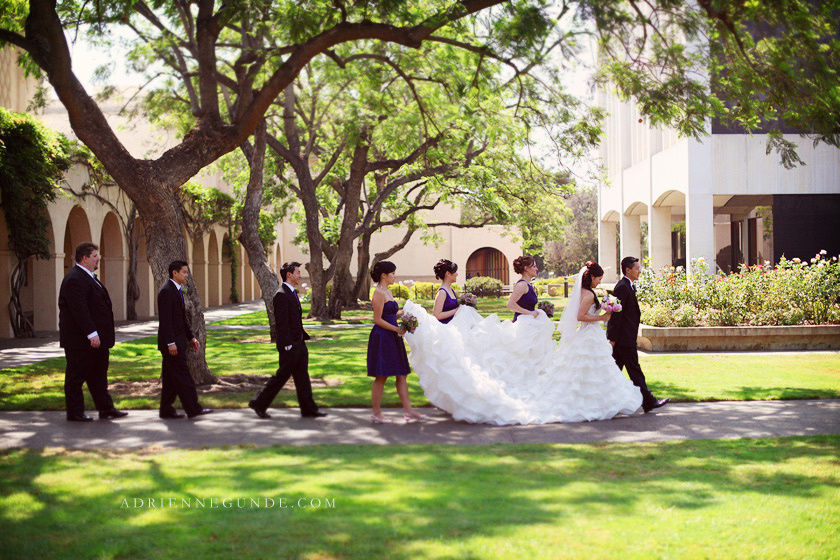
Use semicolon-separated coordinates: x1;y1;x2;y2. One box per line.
513;255;535;275
434;259;458;280
581;260;604;309
370;260;397;283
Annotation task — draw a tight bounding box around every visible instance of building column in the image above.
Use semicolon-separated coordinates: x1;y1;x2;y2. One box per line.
598;220;618;282
648;205;672;271
686;139;716;276
33;253;61;331
102;256;127;321
620;213;642;266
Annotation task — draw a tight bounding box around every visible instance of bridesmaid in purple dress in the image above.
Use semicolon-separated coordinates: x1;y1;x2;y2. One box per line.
432;259;460;324
368;261;427;424
506;255;540;322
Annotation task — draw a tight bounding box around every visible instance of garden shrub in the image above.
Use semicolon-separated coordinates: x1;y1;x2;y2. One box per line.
464;276;504;297
636;252;840;327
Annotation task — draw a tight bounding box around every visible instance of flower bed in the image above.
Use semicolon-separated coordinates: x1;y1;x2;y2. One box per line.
636;252;840;327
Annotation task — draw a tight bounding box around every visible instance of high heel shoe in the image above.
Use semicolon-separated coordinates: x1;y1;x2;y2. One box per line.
403;412;428;421
370;414;393;424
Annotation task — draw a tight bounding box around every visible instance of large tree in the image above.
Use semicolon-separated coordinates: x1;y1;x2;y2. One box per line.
2;0;837;370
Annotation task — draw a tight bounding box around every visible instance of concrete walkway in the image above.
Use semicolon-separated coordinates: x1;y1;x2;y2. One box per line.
1;400;838;449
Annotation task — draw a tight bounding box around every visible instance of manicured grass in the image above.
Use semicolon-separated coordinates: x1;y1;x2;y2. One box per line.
1;436;838;559
1;327;839;410
212;297;569;325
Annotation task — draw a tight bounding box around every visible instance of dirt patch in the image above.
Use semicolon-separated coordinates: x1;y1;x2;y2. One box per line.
109;374;343;396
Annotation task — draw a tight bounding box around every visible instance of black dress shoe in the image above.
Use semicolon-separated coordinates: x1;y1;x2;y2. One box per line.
159;412;186;419
248;400;271;419
301;411;328;418
187;408;214;419
67;414;94;422
99;409;129;420
643;398;671;413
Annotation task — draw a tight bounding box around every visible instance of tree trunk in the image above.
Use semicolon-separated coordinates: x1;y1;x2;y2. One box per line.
8;256;34;338
139;191;216;385
352;232;373;302
238;122;279;342
125;206;140;320
326;135;369;318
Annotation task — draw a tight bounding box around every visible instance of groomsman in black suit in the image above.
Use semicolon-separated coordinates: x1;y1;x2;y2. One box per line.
248;261;327;419
607;256;670;413
58;242;128;421
157;260;212;419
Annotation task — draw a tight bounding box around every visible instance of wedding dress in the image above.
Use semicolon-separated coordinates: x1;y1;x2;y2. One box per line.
403;268;642;425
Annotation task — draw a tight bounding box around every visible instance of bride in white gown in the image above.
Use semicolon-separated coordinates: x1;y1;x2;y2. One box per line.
403;261;642;425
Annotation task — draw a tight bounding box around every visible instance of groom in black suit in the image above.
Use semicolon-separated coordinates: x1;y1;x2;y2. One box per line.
607;256;669;413
248;262;327;419
58;242;128;421
157;260;212;419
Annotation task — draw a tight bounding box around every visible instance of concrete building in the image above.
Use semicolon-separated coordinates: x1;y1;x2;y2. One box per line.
597;91;840;282
0;47;519;339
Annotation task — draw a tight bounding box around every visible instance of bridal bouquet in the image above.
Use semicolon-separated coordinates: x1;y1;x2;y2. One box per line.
458;292;478;308
537;300;555;318
400;313;419;334
602;295;622;313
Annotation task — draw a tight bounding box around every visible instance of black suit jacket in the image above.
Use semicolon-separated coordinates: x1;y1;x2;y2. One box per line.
274;284;310;350
606;276;640;347
157;280;194;352
58;265;115;350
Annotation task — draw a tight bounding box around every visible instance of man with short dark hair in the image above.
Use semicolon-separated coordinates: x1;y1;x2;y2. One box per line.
607;256;670;413
248;261;326;419
58;242;127;421
157;260;212;419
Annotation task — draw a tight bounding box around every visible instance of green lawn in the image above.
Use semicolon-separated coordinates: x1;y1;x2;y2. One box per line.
1;326;838;411
1;436;838;559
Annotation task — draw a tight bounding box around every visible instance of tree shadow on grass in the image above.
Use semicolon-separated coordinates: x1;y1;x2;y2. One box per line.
1;436;839;559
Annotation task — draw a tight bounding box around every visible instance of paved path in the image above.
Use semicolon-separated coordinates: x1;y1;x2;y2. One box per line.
2;400;838;449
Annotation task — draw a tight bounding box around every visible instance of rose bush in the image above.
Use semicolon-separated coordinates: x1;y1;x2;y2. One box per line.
636;252;840;326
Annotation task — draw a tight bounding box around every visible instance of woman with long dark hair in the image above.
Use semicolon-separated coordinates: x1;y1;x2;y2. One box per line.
432;259;459;324
367;261;426;423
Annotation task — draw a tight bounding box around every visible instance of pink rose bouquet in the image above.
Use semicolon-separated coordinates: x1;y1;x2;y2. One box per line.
602;295;622;313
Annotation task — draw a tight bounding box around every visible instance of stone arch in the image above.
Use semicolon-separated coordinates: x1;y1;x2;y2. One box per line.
207;231;220;307
221;234;233;303
653;189;686;209
466;247;510;284
63;206;92;274
99;212;127;320
601;209;620;222
15;213;59;333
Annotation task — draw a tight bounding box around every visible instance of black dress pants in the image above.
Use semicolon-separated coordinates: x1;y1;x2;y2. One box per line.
612;344;655;409
252;342;318;415
64;347;115;416
160;351;202;416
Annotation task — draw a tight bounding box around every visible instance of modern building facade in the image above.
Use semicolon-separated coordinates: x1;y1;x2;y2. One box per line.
597;91;840;282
